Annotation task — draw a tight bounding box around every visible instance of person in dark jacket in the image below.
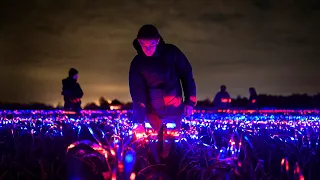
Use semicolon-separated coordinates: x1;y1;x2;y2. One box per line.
62;68;83;114
213;85;231;109
129;24;197;161
248;87;258;109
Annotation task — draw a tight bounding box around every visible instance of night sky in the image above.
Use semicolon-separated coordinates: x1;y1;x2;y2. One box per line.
1;0;319;106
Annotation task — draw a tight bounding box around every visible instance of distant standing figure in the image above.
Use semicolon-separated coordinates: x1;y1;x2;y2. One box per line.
213;85;231;109
61;68;83;114
248;87;258;109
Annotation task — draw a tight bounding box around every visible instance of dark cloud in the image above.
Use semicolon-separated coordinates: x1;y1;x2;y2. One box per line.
0;0;319;105
200;12;245;23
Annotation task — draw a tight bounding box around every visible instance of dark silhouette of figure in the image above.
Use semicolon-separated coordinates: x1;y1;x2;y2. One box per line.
129;24;197;161
61;68;83;114
248;87;258;109
213;85;231;109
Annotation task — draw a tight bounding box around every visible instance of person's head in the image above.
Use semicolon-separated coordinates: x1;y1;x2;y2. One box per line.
137;24;161;57
69;68;78;80
249;87;256;95
220;85;227;92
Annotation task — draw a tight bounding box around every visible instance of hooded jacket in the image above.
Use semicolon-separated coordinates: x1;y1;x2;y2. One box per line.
213;91;231;109
61;77;83;110
129;37;196;123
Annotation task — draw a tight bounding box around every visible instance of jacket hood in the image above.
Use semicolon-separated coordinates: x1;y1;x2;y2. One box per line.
132;36;165;56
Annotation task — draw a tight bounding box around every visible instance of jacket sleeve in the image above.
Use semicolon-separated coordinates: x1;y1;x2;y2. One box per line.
129;58;147;123
226;92;230;99
75;83;83;98
213;93;220;106
173;45;197;107
61;80;72;97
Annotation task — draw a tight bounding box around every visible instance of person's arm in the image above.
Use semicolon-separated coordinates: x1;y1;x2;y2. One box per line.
226;92;231;99
61;80;66;95
129;58;148;123
226;92;231;108
173;45;197;107
75;83;83;98
61;80;73;97
213;93;220;106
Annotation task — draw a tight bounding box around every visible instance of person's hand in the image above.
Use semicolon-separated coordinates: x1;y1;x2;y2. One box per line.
139;103;146;108
71;98;81;103
184;105;193;117
132;123;146;138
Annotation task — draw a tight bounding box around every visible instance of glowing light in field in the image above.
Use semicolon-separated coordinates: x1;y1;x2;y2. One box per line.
1;109;319;179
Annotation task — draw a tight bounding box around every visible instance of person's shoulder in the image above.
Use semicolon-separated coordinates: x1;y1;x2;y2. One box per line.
164;44;186;57
131;54;140;60
62;78;75;85
164;43;180;52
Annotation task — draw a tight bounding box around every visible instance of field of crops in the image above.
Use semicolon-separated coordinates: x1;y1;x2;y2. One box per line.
0;109;319;180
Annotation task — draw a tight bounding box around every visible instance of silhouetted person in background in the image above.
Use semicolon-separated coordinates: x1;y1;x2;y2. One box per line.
213;85;231;109
62;68;83;114
129;24;197;162
248;87;258;109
